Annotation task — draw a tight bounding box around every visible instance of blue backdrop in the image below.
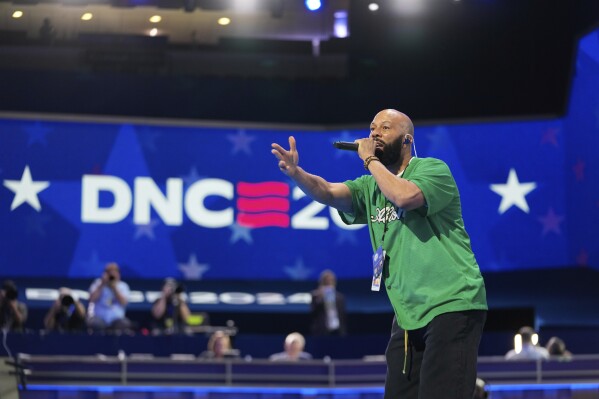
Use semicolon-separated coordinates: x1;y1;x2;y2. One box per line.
0;28;597;282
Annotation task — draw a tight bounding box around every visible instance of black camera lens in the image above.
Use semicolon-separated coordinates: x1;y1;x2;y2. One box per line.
108;275;115;281
175;284;185;294
5;287;18;300
2;280;18;300
61;294;74;307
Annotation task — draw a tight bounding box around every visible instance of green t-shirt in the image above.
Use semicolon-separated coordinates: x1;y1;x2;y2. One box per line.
339;157;487;330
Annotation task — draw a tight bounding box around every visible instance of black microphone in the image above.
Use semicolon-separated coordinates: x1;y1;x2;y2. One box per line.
333;141;359;151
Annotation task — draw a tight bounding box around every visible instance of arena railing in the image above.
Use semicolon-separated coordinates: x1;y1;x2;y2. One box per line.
10;354;599;388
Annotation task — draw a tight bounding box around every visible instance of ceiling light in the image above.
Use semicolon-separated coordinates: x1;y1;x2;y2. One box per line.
218;17;231;26
334;11;348;38
368;3;379;11
231;0;259;12
305;0;322;12
149;28;158;37
12;10;24;18
149;15;161;23
81;13;93;21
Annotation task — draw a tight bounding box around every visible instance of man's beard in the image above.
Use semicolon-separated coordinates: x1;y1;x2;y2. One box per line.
375;139;403;167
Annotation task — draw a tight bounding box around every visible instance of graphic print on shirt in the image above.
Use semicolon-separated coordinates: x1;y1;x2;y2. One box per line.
370;205;404;223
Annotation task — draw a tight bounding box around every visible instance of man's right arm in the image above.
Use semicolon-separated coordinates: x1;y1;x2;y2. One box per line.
271;136;353;213
291;167;353;213
88;279;103;303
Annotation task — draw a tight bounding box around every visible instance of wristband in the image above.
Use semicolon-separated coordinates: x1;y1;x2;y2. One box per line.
364;155;380;170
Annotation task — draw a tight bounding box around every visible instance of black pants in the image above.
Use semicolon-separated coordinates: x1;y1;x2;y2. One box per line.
384;310;486;399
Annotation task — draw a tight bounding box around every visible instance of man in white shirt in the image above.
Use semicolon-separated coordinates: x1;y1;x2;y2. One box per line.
505;326;549;361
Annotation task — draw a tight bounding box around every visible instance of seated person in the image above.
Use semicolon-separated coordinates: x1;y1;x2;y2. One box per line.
44;287;86;332
269;332;312;361
0;280;28;332
546;336;573;360
505;326;549;361
200;330;239;359
151;278;190;334
87;262;132;332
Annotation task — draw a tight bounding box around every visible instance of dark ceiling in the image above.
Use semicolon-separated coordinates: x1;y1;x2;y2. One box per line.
0;0;598;126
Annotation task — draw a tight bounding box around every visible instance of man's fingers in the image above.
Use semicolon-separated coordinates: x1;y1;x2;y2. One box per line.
271;142;285;153
271;149;284;161
289;136;297;152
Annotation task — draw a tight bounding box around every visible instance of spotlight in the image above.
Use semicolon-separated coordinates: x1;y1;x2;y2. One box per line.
333;11;348;38
305;0;321;12
81;13;93;21
368;3;379;11
12;10;24;18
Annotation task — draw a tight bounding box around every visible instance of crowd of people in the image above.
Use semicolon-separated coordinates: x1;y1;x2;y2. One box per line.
1;271;573;366
0;264;351;362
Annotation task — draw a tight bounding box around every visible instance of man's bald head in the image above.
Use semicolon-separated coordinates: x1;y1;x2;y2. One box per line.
377;109;414;138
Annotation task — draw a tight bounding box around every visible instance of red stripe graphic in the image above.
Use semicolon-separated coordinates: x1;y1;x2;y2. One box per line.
237;197;289;213
237;213;290;228
237;182;289;197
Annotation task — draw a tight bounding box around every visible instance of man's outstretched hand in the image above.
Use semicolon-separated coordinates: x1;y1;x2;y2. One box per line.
271;136;299;177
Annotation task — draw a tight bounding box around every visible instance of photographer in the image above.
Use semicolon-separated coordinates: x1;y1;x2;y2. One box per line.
151;278;190;334
87;262;131;332
0;280;27;332
44;287;86;332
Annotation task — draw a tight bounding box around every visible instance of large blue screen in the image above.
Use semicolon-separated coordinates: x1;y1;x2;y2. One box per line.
1;29;598;281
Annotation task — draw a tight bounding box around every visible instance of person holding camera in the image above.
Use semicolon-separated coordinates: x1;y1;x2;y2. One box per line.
0;280;28;332
310;269;347;336
151;278;190;334
44;287;86;332
87;262;131;332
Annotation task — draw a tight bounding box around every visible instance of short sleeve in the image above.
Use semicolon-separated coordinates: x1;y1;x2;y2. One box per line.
89;278;101;293
118;282;131;300
408;159;457;216
337;176;369;225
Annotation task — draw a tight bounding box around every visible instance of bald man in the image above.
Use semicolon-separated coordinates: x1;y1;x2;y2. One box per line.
272;109;487;399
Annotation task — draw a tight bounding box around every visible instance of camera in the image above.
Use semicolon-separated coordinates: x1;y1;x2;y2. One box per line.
5;287;18;300
175;283;185;294
2;281;18;300
61;294;75;307
165;281;185;306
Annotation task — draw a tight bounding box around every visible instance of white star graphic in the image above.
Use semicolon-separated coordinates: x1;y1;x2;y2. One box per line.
3;165;50;212
229;223;253;244
134;219;160;240
80;251;109;273
284;258;313;280
489;168;537;214
178;253;210;280
227;129;256;155
181;166;202;187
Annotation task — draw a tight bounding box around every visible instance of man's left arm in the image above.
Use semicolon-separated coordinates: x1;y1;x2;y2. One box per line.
10;301;27;325
111;282;129;306
367;161;425;211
